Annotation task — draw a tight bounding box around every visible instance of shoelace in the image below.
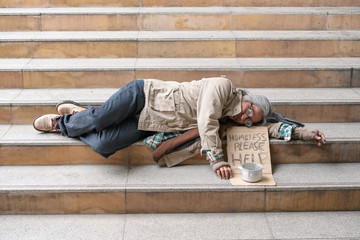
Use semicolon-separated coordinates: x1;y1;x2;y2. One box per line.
51;116;61;131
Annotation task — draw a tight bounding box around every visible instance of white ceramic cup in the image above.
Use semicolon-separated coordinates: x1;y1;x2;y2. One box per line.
238;162;263;182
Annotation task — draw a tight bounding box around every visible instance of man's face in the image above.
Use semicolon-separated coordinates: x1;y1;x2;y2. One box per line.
229;101;264;126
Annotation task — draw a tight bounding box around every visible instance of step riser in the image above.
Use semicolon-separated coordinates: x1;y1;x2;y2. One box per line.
0;70;355;89
270;143;360;164
1;0;360;7
1;104;358;124
266;189;360;212
0;145;139;166
0;105;54;124
0;16;40;31
0;192;126;214
128;189;360;213
0;143;359;165
1;14;359;31
0;40;359;58
41;15;137;31
1;189;358;214
236;40;360;58
274;104;360;123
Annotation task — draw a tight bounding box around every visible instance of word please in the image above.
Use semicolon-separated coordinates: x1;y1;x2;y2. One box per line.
233;141;266;151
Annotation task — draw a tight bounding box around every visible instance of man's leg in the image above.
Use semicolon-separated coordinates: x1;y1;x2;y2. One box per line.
79;116;154;158
59;79;145;137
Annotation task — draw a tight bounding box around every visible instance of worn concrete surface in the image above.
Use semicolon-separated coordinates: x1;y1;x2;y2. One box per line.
0;163;359;191
0;212;359;240
1;87;359;106
0;30;359;41
1;57;358;71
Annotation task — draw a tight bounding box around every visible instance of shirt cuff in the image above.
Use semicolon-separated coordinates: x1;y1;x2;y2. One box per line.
203;150;224;162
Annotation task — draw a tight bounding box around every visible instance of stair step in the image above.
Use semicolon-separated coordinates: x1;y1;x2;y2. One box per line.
0;212;359;239
1;57;358;88
0;30;359;58
0;7;359;31
0;88;359;123
0;163;359;213
0;123;359;165
2;0;360;7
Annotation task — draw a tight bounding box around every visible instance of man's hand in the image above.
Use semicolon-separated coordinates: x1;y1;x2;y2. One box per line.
314;131;326;147
293;128;326;147
216;166;232;180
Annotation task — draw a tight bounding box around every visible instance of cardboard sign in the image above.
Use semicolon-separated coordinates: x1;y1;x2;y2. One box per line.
227;126;275;186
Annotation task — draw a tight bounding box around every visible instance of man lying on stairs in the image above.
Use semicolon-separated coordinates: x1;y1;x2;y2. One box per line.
32;77;326;180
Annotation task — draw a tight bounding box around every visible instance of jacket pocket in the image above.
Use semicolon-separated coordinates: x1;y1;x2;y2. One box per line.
149;86;177;112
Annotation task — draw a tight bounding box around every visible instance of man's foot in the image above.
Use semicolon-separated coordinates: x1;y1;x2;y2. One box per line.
33;114;61;132
56;100;87;115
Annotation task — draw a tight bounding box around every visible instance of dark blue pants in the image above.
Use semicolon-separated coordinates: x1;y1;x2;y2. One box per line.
59;80;154;158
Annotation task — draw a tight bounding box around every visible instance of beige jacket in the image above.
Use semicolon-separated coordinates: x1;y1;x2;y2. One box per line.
138;77;243;157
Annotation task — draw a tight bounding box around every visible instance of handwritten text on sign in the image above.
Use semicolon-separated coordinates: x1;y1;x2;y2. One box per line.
227;126;272;174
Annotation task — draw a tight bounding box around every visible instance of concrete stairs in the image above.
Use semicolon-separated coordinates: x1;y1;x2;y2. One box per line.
0;0;359;239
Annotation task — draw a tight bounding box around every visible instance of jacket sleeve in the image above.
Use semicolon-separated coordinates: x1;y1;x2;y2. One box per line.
267;122;283;139
197;78;233;156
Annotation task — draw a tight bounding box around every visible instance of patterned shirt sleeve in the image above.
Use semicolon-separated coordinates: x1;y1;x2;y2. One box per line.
279;123;296;141
144;131;185;150
145;131;223;161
